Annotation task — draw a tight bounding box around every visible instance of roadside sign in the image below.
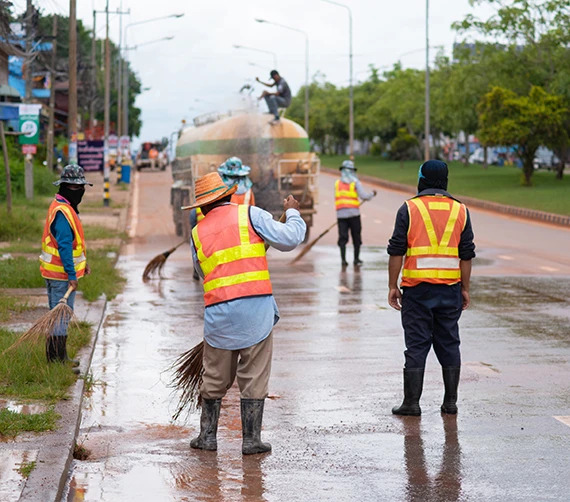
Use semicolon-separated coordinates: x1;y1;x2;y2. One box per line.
22;144;37;155
119;135;130;149
108;134;119;148
18;104;41;145
78;140;105;172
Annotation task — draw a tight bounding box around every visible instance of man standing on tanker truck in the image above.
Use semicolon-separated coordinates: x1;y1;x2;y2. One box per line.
257;70;292;125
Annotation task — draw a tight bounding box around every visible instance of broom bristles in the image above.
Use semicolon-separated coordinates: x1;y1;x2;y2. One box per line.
168;340;204;421
4;303;77;353
142;240;188;282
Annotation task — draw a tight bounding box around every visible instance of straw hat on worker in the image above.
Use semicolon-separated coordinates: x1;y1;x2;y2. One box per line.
182;172;238;210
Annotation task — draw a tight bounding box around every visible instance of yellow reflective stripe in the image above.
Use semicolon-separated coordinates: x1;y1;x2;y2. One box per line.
203;270;270;293
42;243;84;257
40;260;87;273
410;198;438;247
336;199;360;206
428;202;450;210
440;201;461;248
402;269;461;279
200;243;267;275
238;205;250;245
407;246;458;256
336;190;358;197
192;225;207;264
49;206;85;249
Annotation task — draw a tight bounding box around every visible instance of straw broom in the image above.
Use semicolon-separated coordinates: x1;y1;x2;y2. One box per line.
142;240;187;281
169;212;287;416
4;286;77;353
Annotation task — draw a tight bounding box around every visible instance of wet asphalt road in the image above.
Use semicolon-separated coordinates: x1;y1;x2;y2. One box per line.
63;169;570;501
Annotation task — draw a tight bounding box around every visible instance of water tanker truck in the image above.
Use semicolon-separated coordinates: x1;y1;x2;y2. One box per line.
171;111;319;241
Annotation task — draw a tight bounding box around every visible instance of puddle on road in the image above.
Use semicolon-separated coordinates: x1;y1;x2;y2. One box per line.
0;449;38;502
0;400;47;414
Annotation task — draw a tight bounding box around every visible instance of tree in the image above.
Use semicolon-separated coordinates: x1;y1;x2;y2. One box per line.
478;86;567;185
390;128;419;168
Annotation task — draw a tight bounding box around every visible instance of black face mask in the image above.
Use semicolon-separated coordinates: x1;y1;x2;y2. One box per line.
58;185;85;212
418;178;448;193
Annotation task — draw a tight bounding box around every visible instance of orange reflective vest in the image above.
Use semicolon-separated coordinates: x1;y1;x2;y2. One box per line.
231;189;255;206
192;204;272;307
335;180;359;210
39;199;87;281
401;195;467;287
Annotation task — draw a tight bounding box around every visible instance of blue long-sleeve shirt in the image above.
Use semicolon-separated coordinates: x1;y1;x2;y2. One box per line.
191;204;306;350
50;211;77;281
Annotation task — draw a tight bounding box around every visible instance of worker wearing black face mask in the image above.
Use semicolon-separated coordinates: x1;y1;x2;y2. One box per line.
39;164;93;373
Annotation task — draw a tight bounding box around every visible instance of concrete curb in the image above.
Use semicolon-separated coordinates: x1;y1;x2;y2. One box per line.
18;296;107;502
322;167;570;228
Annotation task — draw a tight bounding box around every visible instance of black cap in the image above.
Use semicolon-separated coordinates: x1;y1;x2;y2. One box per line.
418;160;448;191
270;70;279;78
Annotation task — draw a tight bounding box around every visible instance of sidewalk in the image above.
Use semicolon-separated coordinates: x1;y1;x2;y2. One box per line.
0;169;133;502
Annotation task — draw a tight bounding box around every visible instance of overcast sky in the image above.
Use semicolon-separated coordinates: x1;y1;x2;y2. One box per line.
16;0;495;145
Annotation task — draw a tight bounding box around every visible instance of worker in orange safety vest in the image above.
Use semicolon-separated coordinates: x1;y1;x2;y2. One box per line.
183;172;305;455
387;160;476;416
39;164;93;374
335;160;376;267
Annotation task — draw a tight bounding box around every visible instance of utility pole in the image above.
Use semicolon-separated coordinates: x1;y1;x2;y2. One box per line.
424;0;431;161
24;0;33;199
117;0;123;140
103;0;111;206
90;9;96;134
46;15;57;172
69;0;78;164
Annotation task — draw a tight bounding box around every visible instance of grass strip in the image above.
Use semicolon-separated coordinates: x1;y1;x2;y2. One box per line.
0;246;124;300
320;155;570;216
0;322;91;401
0;295;31;322
0;409;59;438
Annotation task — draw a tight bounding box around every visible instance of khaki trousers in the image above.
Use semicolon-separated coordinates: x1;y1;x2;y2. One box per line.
201;332;273;400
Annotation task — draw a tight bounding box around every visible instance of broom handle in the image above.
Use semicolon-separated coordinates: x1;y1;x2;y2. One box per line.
172;240;188;252
59;285;75;304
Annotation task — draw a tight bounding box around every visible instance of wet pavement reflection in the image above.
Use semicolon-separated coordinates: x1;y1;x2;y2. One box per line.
60;171;570;501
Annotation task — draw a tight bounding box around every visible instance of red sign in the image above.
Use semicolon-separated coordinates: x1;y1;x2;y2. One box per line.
22;144;37;155
108;134;119;148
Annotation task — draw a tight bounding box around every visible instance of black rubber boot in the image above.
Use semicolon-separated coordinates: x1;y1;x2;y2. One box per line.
56;337;80;374
190;398;221;451
340;246;348;267
46;336;58;363
61;336;80;367
392;368;425;416
441;366;461;414
354;245;363;266
241;399;272;455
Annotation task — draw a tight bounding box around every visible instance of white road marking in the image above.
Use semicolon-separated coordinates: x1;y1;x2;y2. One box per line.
539;266;559;272
498;255;515;261
553;416;570;427
335;286;352;293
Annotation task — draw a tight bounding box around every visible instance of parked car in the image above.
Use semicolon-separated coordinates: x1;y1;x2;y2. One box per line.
533;147;559;170
468;148;498;165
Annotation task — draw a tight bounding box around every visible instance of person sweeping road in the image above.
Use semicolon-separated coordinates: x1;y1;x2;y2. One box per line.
184;172;305;455
39;164;93;374
335;160;376;267
188;157;257;281
387;160;476;416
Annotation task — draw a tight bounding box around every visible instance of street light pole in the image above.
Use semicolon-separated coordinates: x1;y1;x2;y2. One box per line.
425;0;431;161
321;0;353;156
122;14;184;138
69;0;78;164
255;19;309;132
233;45;278;68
